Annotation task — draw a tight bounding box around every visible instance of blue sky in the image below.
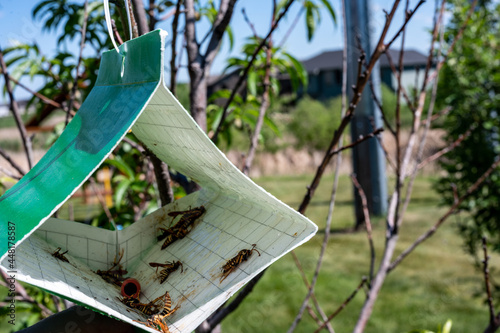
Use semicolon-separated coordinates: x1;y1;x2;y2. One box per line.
0;0;437;101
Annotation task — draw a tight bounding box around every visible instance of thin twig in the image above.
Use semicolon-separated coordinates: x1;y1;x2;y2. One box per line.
0;165;21;180
369;82;395;135
298;0;417;216
421;106;451;126
242;8;258;38
482;237;496;325
66;0;89;126
0;47;33;169
0;147;26;176
313;278;368;333
328;128;384;158
417;124;474;169
111;19;124;45
389;157;500;272
353;2;446;331
289;252;335;333
383;50;414;110
242;9;274;176
351;174;375;285
287;3;350;327
278;6;305;48
397;2;445;226
383;1;426;50
0;70;63;109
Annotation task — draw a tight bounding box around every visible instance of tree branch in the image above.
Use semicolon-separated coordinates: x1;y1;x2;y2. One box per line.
328;128;384;158
0;47;34;169
0;147;26;176
351;174;375;285
417;124;474;170
388;157;500;272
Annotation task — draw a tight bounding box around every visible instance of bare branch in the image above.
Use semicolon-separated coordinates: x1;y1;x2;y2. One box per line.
242;8;258;39
0;47;34;169
287;251;335;333
383;1;426;50
389;157;500;272
0;147;26;176
278;6;305;48
242;37;272;175
397;6;445;226
370;82;395;135
204;0;238;65
298;0;411;216
0;70;63;109
328;128;384;158
204;270;265;330
383;50;414;110
351;174;375;285
417;124;474;169
421;106;451;126
149;153;174;206
419;0;445;95
111;19;124;45
0;165;21;180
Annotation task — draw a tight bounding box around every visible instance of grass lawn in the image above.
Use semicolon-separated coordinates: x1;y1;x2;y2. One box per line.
0;173;496;332
219;173;497;333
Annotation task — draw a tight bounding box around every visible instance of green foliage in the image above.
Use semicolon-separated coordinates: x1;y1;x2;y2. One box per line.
0;282;61;332
276;0;337;41
207;90;281;150
287;96;342;151
434;1;500;257
90;136;159;230
405;320;452;333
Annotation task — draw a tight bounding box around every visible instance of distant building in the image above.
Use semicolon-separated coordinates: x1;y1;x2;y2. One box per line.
0;99;32;117
300;49;432;100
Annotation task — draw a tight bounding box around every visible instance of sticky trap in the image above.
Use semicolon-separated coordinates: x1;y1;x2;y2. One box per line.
0;30;317;333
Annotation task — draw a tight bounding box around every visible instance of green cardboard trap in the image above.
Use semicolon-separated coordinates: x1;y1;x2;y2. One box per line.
0;30;317;332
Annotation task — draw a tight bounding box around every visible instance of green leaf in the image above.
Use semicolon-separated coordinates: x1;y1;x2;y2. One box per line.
263;114;281;136
441;320;452;333
305;4;316;41
247;71;258;96
114;179;131;210
106;157;135;179
319;0;337;26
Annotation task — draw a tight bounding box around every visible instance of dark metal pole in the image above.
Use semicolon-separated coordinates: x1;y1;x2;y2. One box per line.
345;0;387;228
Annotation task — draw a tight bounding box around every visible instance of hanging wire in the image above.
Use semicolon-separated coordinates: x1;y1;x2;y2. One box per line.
103;0;132;55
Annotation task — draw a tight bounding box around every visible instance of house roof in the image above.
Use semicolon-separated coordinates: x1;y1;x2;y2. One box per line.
302;49;429;73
